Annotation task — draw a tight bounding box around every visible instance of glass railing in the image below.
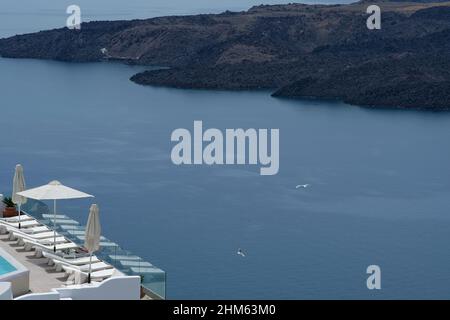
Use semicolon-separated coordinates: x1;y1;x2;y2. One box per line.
13;197;167;299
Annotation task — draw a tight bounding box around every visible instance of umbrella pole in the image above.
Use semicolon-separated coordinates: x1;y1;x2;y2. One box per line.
88;253;92;283
18;203;21;229
53;199;56;252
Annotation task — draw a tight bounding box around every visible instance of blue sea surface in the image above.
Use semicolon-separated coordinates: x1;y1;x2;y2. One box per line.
1;1;450;299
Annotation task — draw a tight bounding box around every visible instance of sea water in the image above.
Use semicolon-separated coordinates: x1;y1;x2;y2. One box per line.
1;0;450;299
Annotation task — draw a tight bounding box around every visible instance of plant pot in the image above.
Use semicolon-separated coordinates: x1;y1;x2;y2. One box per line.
3;207;18;218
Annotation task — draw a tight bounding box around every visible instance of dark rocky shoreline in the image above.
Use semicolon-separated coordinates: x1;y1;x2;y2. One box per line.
1;1;450;110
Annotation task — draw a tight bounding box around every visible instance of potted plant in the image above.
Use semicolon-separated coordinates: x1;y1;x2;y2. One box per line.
2;197;17;217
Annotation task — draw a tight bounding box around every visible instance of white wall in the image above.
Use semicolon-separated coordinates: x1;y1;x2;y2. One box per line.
13;276;141;300
56;276;141;300
0;282;13;300
15;291;60;300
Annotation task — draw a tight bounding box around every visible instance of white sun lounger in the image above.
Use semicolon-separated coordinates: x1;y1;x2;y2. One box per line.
22;236;68;250
0;219;40;234
22;239;78;257
5;219;39;228
62;261;113;275
42;251;100;271
20;231;56;240
3;224;49;239
21;225;51;234
9;230;54;245
64;266;117;285
1;214;34;223
21;219;39;226
10;230;57;242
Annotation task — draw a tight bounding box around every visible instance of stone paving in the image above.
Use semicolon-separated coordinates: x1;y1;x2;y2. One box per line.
0;233;66;295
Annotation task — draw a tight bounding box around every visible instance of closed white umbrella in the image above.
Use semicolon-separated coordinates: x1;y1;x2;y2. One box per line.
17;180;93;251
12;164;27;229
85;204;101;283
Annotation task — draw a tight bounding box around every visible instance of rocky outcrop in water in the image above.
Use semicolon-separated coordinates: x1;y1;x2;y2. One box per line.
1;1;450;109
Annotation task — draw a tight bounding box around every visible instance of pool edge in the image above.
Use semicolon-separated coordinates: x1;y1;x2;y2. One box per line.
0;247;30;297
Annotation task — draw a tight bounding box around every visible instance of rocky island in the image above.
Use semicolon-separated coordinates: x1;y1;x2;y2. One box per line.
1;1;450;109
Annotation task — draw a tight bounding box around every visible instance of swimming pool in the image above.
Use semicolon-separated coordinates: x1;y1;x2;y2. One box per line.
0;256;16;275
0;248;29;297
